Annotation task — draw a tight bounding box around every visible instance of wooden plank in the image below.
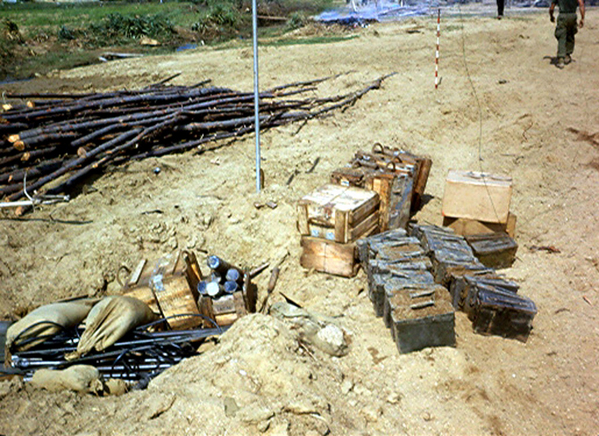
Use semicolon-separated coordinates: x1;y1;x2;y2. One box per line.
412;157;432;211
335;207;348;243
442;214;517;238
349;211;379;241
154;275;203;329
297;203;309;235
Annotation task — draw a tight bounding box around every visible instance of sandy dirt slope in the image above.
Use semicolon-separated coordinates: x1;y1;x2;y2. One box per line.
1;7;598;436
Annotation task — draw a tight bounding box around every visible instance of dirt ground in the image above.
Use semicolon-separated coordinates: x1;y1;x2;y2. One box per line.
1;6;598;436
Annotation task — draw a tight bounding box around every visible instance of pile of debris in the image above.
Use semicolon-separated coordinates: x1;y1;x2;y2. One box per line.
0;73;393;203
2;250;262;390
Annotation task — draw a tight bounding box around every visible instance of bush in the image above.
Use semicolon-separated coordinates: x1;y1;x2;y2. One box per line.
58;25;76;41
191;2;241;33
286;12;307;30
88;13;175;43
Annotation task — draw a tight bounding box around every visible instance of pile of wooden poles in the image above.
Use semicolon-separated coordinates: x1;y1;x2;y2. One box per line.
0;73;394;202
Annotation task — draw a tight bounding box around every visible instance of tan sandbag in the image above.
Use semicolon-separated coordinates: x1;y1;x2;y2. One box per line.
104;378;129;396
6;299;97;352
68;296;157;359
30;365;102;393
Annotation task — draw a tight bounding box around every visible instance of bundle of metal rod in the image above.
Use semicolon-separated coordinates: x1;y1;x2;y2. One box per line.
0;73;395;201
7;318;228;382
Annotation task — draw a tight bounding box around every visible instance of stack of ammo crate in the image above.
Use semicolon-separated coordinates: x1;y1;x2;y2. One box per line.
411;225;537;342
297;144;432;277
356;229;456;354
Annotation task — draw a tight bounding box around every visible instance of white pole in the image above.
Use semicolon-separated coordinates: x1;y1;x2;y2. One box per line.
252;0;261;193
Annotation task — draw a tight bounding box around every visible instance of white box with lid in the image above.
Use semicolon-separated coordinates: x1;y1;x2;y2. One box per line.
442;170;512;224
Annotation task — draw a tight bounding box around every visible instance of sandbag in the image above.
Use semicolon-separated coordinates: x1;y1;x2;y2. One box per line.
30;365;102;393
67;296;157;359
5;299;97;352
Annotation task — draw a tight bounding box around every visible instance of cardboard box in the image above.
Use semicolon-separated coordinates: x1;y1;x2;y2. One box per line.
442;170;512;224
443;214;517;238
298;184;379;244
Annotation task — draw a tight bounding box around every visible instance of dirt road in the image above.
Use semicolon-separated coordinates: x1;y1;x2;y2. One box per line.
1;7;598;436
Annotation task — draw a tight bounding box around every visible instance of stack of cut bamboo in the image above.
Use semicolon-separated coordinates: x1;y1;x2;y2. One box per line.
0;74;394;202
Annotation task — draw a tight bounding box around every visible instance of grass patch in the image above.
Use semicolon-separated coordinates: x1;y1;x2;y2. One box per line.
0;0;339;81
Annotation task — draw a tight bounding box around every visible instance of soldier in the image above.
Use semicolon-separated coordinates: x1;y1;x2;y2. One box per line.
549;0;585;69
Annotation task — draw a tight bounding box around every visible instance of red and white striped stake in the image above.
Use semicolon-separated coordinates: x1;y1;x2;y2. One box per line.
435;8;440;89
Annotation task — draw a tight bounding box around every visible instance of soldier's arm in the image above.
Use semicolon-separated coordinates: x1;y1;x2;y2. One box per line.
549;2;556;22
577;0;585;28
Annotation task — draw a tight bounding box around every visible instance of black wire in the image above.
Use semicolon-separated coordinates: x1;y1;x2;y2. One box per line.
457;6;502;223
135;313;221;332
10;320;65;350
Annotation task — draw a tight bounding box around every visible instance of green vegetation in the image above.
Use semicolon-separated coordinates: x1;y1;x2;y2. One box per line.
0;0;338;81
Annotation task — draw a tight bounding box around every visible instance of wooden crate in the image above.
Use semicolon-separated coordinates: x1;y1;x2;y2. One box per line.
300;236;360;278
359;144;432;212
198;291;249;327
443;214;517;238
331;167;412;231
442;170;513;224
298;184;379;244
123;250;203;330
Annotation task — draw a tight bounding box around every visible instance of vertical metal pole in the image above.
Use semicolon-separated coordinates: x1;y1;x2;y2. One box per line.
252;0;261;193
435;8;440;89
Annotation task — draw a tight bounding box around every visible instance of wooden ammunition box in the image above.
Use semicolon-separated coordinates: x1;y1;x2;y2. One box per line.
470;285;536;342
361;144;432;212
442;170;513;224
369;173;412;231
443;214;517;238
123;250;203;330
330;166;370;188
465;232;518;269
198;292;249;327
331;166;413;231
298;184;380;244
390;289;456;354
300;236;360;278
